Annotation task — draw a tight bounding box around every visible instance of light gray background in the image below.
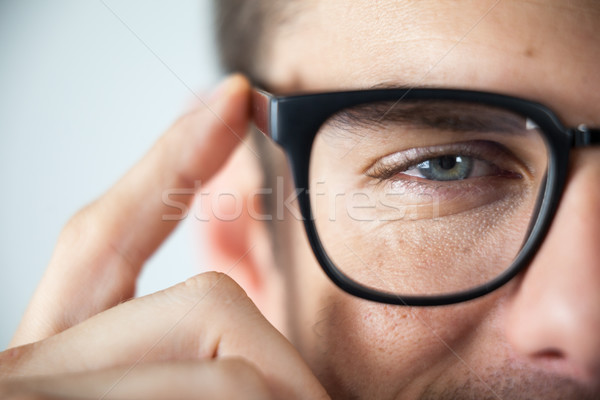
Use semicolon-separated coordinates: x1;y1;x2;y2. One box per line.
0;1;220;348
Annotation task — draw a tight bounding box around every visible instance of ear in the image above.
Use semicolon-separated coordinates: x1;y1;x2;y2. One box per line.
192;140;286;333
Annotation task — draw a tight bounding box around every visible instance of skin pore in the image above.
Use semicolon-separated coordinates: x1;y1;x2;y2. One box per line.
217;0;600;398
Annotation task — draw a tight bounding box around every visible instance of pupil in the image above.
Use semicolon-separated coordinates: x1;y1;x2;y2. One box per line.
438;156;458;170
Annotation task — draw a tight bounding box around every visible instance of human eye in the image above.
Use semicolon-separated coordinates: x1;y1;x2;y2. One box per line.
313;100;547;223
361;140;533;220
403;154;502;181
367;141;524;185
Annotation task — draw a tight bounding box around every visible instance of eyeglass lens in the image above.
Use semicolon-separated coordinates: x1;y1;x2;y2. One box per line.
309;100;549;296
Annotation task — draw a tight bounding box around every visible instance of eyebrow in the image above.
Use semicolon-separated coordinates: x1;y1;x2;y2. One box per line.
326;100;528;135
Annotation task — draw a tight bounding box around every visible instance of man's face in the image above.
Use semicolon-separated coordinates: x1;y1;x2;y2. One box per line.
260;1;600;398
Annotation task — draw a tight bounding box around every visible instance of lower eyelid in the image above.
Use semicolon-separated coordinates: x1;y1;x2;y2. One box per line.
380;175;528;218
386;165;523;193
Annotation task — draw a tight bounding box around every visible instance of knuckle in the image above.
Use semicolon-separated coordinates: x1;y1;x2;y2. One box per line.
180;272;248;304
55;200;138;287
156;273;256;360
160;272;249;313
0;346;32;379
57;204;97;250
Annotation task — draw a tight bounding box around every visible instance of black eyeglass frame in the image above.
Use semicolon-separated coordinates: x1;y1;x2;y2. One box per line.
252;87;599;306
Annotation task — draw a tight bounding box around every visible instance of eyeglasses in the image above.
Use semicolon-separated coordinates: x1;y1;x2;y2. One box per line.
251;87;599;306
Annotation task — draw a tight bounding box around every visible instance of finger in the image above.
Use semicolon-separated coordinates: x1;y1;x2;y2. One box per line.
3;273;330;400
0;359;273;400
11;75;252;346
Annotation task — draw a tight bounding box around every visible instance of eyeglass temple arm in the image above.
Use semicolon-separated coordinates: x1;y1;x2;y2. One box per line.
251;88;274;139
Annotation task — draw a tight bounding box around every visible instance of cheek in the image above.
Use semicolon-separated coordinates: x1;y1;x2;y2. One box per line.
283;175;515;397
286;217;497;396
300;289;497;397
282;149;517;396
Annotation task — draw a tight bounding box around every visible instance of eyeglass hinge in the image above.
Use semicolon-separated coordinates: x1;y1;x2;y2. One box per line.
572;124;594;148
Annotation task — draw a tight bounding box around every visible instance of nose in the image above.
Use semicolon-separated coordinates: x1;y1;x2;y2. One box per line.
505;148;600;382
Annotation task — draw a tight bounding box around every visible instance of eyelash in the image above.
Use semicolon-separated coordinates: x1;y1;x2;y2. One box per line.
366;141;523;184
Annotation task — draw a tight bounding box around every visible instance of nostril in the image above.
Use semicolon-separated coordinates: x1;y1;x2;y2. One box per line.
527;348;600;382
535;348;564;359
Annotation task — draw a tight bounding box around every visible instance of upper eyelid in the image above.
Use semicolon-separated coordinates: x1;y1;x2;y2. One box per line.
364;141;522;179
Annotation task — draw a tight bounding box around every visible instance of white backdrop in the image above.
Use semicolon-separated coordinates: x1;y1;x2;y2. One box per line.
0;0;220;348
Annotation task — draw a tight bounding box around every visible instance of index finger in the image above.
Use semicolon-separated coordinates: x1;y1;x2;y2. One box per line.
11;75;252;346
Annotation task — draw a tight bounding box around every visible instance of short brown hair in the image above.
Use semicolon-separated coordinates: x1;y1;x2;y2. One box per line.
214;0;295;84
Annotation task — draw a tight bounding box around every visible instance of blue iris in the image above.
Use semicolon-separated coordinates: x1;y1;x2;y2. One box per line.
416;155;474;181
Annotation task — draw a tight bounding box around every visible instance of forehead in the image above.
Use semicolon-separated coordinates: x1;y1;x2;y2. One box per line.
266;0;600;124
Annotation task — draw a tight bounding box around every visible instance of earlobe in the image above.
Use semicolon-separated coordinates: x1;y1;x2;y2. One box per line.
192;141;286;332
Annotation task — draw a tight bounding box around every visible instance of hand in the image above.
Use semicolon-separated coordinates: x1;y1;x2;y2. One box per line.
0;75;329;400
